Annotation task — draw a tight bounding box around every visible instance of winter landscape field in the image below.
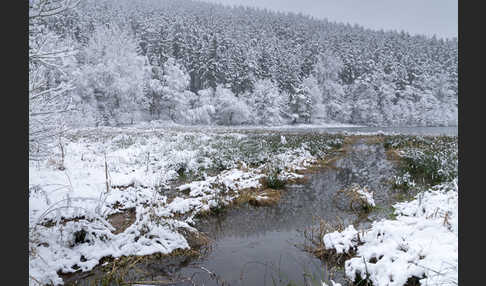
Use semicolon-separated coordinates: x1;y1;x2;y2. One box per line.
29;0;458;285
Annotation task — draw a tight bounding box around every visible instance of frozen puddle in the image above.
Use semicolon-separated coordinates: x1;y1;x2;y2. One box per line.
63;139;401;286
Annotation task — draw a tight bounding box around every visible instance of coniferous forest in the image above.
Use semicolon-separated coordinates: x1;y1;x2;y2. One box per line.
31;0;457;131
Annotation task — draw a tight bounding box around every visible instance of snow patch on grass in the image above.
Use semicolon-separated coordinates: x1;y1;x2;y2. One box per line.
324;180;458;286
323;225;359;255
321;280;342;286
356;187;375;207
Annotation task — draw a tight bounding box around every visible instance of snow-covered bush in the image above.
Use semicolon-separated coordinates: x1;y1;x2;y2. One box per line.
213;86;252;125
334;184;375;212
250;79;285;125
301;75;326;123
180;88;216;124
159;58;191;121
392;171;416;190
323;225;360;255
72;24;148;126
286;85;313;124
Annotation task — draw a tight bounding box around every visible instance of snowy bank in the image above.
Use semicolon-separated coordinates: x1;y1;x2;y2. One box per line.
322;180;458;286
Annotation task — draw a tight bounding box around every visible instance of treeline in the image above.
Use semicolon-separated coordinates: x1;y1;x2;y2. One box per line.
39;0;458;127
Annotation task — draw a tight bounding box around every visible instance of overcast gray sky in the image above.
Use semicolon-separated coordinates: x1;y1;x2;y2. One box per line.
204;0;457;39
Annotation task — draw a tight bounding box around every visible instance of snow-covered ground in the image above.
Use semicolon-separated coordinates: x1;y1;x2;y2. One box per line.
323;180;458;286
29;126;342;285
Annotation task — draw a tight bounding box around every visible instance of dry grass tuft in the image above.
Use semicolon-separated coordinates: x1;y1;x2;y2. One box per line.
334;184;375;213
177;227;212;249
233;188;282;207
385;148;403;163
301;217;355;265
248;188;281;206
108;208;136;234
364;135;385;145
286;175;309;185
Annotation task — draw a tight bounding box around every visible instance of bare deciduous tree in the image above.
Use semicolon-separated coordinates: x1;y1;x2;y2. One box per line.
29;0;79;160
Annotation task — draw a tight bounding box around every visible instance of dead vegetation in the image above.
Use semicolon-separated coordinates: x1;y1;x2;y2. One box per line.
333;184;375;213
363;135;386;145
63;251;197;286
248;188;282;206
107;208;136;234
385;148;402;163
231;188;282;207
301;217;357;266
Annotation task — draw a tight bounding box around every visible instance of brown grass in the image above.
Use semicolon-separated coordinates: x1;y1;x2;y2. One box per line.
286;175;310;184
232;188;282;207
385;148;403;163
342;135;360;146
294;151;346;175
248;188;281;206
319;156;343;169
334;184;375;213
301;217;356;265
364;135;386;145
107;208;136;234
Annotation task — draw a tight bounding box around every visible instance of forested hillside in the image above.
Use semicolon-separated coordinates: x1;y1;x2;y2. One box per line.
33;0;458;128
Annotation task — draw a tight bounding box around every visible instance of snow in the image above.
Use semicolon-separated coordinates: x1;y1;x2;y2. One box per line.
356;187;375;207
322;180;458;286
29;210;190;286
321;280;342;286
30;0;457;283
323;225;359;254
